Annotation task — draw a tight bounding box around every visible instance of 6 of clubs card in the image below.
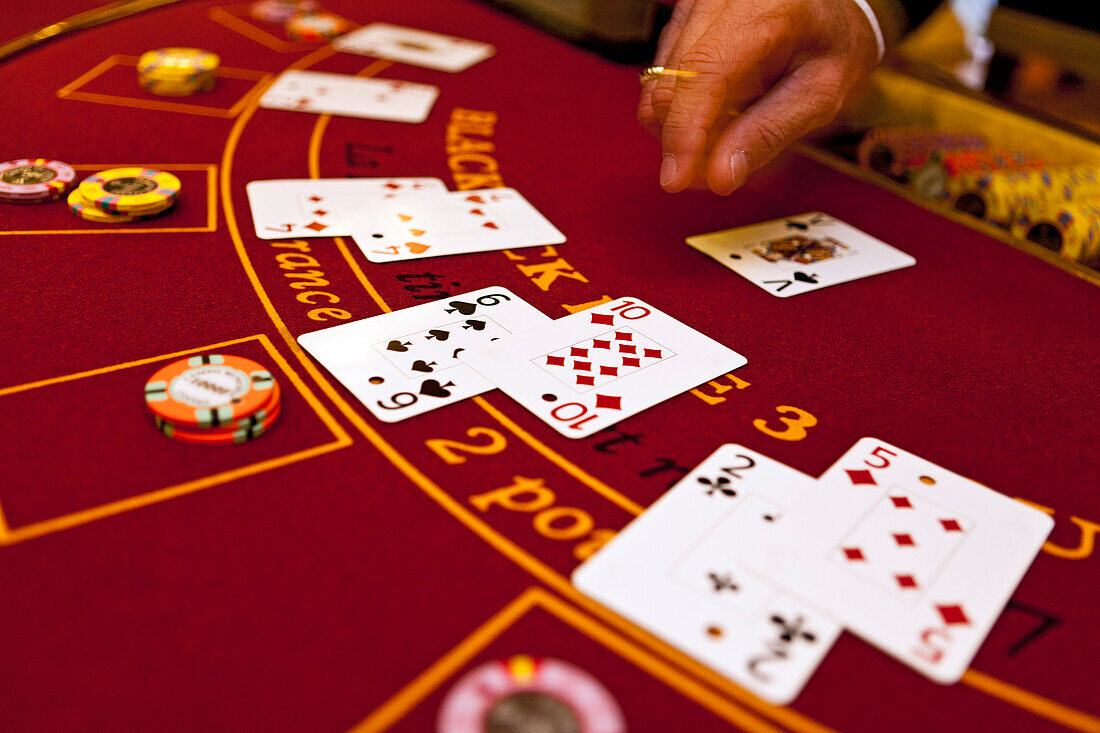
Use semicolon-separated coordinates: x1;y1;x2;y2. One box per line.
687;213;915;297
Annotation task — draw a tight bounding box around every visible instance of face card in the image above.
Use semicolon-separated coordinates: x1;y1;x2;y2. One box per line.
346;188;566;262
754;438;1054;683
333;23;496;73
259;70;440;123
572;444;840;704
297;287;549;423
245;178;448;240
686;213;916;297
459;297;747;438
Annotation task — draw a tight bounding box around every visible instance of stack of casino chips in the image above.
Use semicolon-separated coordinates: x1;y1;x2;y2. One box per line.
1010;201;1100;263
856;127;987;181
0;158;75;204
137;47;220;97
948;165;1100;228
144;355;282;446
248;0;350;41
908;148;1045;200
67;167;180;223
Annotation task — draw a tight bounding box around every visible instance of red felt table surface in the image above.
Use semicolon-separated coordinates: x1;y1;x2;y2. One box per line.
0;1;1097;731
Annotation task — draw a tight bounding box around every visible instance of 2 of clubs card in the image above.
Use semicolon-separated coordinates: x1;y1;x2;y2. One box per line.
687;213;915;297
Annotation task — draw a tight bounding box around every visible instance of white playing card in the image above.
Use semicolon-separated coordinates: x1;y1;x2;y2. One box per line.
297;287;549;423
259;70;440;123
755;438;1054;683
573;444;841;704
333;23;495;73
245;178;448;240
686;213;916;297
459;297;747;438
346;188;565;263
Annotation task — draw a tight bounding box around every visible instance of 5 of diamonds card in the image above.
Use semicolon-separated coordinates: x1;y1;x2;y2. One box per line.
687;213;915;297
298;287;549;423
752;437;1053;683
459;297;747;438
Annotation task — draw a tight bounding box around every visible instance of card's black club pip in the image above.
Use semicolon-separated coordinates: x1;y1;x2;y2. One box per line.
386;340;411;352
445;300;477;316
411;360;436;373
698;475;737;497
419;379;455;398
793;271;818;284
426;329;450;341
462;319;487;331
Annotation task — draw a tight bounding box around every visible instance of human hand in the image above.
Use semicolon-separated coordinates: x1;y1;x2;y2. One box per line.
639;0;882;194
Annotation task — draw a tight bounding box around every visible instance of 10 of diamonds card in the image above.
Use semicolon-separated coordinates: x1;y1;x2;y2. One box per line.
459;297;747;438
573;445;841;704
298;287;549;422
687;213;916;297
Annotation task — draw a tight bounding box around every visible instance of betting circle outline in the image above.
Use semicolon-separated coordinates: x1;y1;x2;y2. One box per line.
79;167;181;213
436;655;626;733
144;354;277;429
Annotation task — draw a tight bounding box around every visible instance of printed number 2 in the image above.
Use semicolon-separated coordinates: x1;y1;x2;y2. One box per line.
753;405;818;442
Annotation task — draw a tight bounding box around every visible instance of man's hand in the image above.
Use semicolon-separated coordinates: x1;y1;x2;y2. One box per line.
639;0;881;194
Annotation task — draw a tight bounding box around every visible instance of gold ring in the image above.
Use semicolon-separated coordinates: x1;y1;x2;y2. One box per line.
639;66;700;83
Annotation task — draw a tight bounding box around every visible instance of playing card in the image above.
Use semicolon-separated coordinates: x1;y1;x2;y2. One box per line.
573;444;840;704
755;438;1054;683
686;213;916;297
259;70;440;123
333;23;495;73
346;188;565;262
297;287;549;423
245;178;448;240
459;297;747;438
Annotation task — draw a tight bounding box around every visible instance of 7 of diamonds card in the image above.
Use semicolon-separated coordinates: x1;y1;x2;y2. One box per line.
459;297;747;438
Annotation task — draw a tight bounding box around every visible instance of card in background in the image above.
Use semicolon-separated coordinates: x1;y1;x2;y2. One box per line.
573;444;840;704
347;188;565;263
754;437;1053;683
246;178;448;240
334;23;495;73
298;287;549;423
459;297;747;438
259;70;439;123
687;212;915;298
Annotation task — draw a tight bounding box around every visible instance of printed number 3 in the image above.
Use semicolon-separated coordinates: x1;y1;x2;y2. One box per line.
753;405;818;442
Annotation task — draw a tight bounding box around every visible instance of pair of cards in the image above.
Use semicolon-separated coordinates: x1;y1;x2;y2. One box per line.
245;178;565;262
573;441;1053;703
687;213;916;297
298;289;748;436
333;22;495;73
259;70;440;123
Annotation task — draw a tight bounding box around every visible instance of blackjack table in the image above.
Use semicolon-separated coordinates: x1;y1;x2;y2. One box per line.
1;1;1098;731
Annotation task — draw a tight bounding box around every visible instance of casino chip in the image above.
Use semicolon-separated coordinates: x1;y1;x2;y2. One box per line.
437;655;626;733
0;158;75;204
145;354;279;429
285;12;352;41
155;400;282;446
250;0;319;23
78;167;180;214
137;48;219;97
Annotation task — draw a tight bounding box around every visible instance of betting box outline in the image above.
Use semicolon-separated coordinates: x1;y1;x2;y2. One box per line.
349;586;772;732
0;333;352;544
57;54;273;119
0;164;218;236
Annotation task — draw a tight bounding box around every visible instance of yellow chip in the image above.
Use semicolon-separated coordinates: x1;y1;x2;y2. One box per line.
137;47;220;80
79;167;181;213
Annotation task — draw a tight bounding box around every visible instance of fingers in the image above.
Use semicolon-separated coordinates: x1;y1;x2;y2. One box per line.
705;59;846;194
658;17;788;192
638;0;695;137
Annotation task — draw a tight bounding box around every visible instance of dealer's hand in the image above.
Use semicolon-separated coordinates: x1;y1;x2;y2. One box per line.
640;0;881;194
